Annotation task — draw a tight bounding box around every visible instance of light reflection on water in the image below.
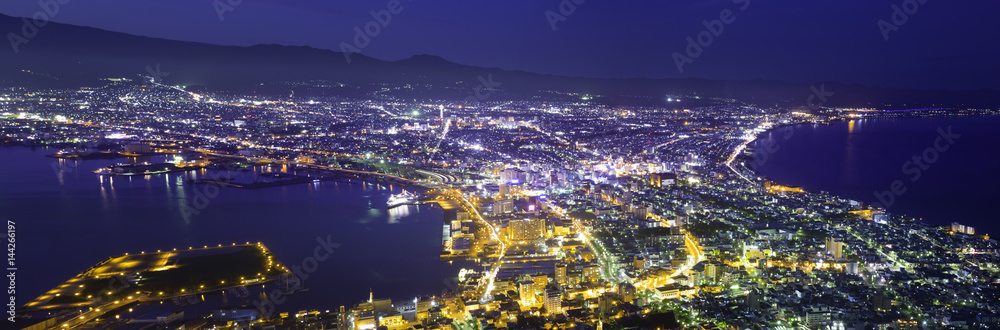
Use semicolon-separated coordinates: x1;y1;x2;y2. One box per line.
2;147;468;313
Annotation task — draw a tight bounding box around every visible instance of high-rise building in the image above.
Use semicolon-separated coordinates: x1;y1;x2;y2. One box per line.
498;199;514;214
518;280;536;306
952;222;976;235
510;218;545;241
416;296;433;320
617;282;636;303
705;261;726;284
825;236;843;259
555;263;567;285
501;168;526;184
583;265;601;283
598;293;616;315
544;285;561;313
631;204;648;220
649;172;677;188
873;293;893;311
633;256;645;270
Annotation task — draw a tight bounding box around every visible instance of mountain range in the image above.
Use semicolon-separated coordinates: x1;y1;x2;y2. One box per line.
1;13;997;109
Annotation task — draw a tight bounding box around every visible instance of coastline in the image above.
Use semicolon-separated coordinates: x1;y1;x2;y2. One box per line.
742;113;1000;236
2;146;467;315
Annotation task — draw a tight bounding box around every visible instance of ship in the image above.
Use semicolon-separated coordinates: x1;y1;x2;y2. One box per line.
386;190;418;209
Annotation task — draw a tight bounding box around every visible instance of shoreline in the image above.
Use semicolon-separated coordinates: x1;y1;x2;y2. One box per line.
742;113;999;235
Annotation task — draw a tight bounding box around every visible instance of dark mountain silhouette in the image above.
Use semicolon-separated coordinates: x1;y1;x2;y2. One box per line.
1;13;996;108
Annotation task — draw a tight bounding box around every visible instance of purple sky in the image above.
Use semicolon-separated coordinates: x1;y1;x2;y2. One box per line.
2;0;998;89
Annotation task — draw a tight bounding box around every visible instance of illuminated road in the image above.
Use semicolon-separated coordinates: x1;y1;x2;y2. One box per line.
634;231;704;291
444;189;507;302
724;136;755;185
57;295;144;329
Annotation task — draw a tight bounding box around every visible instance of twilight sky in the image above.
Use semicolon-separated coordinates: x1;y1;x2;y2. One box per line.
2;0;998;89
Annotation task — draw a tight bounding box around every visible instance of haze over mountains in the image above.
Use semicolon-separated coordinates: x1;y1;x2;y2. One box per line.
1;13;997;109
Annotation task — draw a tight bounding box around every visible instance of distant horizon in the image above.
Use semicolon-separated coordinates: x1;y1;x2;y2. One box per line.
1;11;997;95
2;1;999;90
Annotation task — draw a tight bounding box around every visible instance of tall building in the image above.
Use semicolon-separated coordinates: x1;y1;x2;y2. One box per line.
705;261;726;284
825;236;843;259
518;280;536;307
649;172;677;188
617;282;636;303
501;168;526;184
583;265;601;283
544;285;561;313
416;296;433;320
510;218;545;241
631;204;648;220
598;293;616;315
555;263;567;285
952;222;975;235
633;256;645;270
498;199;514;214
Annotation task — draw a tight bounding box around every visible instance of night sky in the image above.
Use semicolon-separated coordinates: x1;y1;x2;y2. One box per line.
2;0;998;89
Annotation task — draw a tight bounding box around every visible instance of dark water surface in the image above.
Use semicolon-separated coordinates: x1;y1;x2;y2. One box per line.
752;115;1000;236
0;147;465;313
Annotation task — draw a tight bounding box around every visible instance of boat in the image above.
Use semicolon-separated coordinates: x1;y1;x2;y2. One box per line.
386;190;418;209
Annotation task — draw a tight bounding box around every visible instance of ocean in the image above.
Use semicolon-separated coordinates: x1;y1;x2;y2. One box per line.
752;115;1000;236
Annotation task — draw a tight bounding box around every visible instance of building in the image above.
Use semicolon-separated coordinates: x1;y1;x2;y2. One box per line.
825;236;844;259
631;204;648;219
544;285;561;313
633;256;646;270
655;284;696;300
705;261;726;284
555;263;567;285
649;172;677;188
135;311;185;324
498;199;515;214
416;296;433;320
501;168;527;184
952;222;975;235
509;218;545;241
617;282;636;303
805;306;832;327
873;294;893;311
846;262;859;275
598;292;617;315
583;264;601;283
519;280;536;307
124;142;153;154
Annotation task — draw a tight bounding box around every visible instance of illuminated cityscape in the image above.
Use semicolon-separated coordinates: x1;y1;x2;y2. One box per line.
2;2;1000;330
